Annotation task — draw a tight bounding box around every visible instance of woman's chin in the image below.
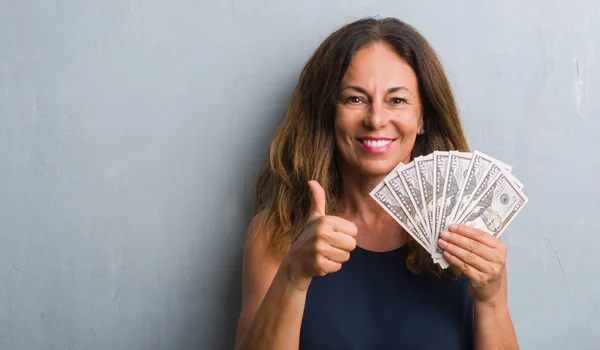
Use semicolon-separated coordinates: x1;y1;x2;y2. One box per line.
360;161;400;178
340;158;406;181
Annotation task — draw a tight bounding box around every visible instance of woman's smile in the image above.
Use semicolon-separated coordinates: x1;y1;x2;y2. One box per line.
356;137;396;153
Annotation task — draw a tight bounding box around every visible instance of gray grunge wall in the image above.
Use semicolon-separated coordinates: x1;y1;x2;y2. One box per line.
1;1;599;349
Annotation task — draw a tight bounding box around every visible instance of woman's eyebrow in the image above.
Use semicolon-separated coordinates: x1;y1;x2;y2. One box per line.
340;85;413;95
340;86;369;94
387;86;412;95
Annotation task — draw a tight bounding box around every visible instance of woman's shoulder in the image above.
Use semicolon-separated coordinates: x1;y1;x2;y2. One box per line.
240;211;284;302
235;211;283;346
243;211;284;266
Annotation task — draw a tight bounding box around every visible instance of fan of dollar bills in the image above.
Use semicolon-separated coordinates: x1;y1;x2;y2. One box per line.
370;150;528;269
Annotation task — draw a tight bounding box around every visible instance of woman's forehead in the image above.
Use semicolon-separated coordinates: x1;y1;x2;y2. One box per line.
341;44;418;92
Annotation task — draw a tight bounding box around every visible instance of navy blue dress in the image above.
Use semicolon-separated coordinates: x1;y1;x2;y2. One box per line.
300;244;474;350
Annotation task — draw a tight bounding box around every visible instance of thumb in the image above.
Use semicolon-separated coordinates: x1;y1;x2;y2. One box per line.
308;180;326;217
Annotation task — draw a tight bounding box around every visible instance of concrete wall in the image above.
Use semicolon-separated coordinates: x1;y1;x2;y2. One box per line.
1;1;598;349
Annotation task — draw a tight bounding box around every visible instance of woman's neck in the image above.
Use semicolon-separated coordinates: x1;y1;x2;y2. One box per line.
333;170;408;251
335;171;384;219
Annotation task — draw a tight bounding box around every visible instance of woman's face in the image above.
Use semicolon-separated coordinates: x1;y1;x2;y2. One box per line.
334;42;423;179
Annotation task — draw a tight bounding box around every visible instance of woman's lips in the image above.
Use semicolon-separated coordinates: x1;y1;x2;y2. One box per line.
357;138;394;153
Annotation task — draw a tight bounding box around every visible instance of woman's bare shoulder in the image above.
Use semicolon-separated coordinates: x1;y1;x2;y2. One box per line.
243;211;281;263
235;211;283;344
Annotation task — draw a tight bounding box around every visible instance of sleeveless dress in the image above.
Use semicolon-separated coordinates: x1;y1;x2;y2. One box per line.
299;244;474;350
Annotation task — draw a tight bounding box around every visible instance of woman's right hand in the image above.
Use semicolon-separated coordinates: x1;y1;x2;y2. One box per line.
281;180;358;290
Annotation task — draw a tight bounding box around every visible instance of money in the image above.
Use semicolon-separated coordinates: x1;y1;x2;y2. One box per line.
439;151;472;232
370;150;528;268
385;166;431;251
457;171;528;238
432;151;450;262
414;155;435;237
454;161;504;223
449;151;498;224
397;163;431;239
370;181;429;251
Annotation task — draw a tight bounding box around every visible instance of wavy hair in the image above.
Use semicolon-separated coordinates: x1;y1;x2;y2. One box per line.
252;17;469;276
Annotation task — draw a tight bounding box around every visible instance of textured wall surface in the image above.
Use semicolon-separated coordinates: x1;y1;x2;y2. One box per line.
1;1;599;349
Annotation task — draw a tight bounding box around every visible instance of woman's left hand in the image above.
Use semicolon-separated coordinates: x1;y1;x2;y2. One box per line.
438;223;506;303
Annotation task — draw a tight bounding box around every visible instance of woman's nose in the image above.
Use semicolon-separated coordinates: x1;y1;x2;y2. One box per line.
363;102;389;130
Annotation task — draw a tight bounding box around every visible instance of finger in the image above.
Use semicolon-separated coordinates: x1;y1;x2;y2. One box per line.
324;216;358;237
322;246;352;263
447;224;498;248
439;230;496;261
442;251;480;281
308;180;327;217
438;238;493;273
316;255;342;275
327;231;357;252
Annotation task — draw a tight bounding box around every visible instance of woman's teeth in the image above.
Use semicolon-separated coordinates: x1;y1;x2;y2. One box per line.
361;139;393;147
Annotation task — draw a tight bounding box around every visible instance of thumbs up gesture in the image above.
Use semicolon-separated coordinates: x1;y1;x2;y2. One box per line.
281;181;358;290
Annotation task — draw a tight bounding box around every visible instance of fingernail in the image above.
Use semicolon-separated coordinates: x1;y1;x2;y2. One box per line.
438;238;447;247
448;224;458;232
443;251;451;258
441;231;450;239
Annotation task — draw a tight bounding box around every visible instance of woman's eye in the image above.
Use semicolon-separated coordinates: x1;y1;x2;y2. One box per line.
390;97;406;105
346;96;364;104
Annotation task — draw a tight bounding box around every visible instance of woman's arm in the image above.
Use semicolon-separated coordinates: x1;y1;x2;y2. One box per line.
235;182;357;349
473;270;519;350
234;214;308;350
437;224;519;350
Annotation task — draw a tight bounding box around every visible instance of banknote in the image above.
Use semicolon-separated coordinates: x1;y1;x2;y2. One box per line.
385;167;431;251
458;171;528;237
448;151;498;225
438;151;473;232
414;154;435;236
454;161;505;223
480;154;523;189
432;151;450;261
370;181;429;251
397;162;431;239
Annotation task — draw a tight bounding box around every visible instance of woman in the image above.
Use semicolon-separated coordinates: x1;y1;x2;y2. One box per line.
234;17;519;350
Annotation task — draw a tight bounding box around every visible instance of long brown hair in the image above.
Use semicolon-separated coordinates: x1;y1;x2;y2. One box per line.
252;17;469;276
